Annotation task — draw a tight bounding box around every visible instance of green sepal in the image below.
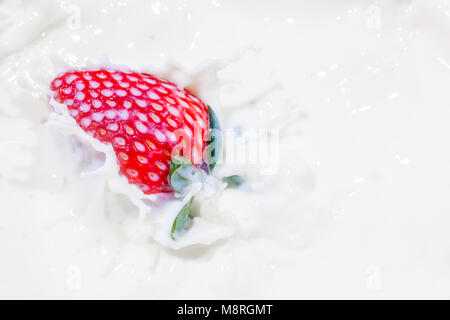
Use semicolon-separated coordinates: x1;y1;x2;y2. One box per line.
169;156;202;194
171;197;194;240
222;175;245;189
206;105;222;172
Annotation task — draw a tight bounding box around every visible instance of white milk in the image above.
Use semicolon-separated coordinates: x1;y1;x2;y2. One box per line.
1;0;450;298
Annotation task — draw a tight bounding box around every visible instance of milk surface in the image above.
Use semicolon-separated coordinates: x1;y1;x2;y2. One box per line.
1;0;450;298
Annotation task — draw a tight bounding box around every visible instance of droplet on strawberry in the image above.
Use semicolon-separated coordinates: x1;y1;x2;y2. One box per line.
50;68;210;195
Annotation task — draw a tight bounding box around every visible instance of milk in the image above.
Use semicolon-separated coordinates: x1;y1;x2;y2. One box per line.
1;0;450;299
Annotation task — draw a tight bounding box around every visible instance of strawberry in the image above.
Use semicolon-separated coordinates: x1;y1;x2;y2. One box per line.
50;68;210;195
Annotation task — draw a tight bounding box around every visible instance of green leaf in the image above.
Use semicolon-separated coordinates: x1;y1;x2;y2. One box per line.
222;175;245;189
169;156;202;194
171;197;194;240
169;156;200;240
169;155;191;179
206;105;222;172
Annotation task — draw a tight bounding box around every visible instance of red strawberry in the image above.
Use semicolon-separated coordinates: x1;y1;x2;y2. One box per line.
50;68;210;194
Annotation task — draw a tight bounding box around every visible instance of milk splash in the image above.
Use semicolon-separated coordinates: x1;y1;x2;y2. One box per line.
45;55;248;249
